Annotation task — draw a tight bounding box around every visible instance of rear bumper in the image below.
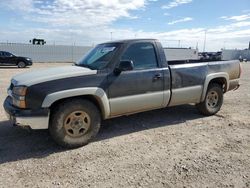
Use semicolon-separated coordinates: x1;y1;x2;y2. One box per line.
3;96;49;129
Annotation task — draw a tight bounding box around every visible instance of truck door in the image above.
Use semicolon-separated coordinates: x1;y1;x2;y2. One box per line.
108;42;165;116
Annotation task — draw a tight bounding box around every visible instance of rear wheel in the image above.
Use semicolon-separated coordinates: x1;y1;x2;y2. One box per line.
49;99;101;148
196;83;223;116
17;61;26;68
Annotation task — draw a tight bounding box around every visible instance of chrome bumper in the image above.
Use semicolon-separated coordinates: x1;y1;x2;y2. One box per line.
6;115;49;130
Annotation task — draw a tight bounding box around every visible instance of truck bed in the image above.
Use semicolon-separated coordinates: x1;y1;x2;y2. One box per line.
168;60;240;106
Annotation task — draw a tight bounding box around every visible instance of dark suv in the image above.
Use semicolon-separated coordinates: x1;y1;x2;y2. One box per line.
0;51;33;68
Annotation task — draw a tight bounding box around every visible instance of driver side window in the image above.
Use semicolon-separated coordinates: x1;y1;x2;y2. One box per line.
121;42;158;69
3;52;11;57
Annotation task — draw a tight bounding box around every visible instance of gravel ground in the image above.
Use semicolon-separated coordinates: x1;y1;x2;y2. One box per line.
0;63;249;188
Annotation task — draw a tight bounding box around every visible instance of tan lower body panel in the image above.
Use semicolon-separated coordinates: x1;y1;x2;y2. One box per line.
169;85;203;106
109;91;170;117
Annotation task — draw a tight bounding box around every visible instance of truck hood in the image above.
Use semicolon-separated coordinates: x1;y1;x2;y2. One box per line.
12;65;97;86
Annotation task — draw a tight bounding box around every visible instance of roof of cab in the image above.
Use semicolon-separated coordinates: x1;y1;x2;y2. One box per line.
100;39;158;45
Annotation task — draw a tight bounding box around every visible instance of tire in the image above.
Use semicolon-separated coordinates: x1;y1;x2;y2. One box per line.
196;83;223;116
49;99;101;148
18;61;26;68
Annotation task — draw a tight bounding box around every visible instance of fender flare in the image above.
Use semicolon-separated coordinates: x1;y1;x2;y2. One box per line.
41;87;110;119
201;72;229;102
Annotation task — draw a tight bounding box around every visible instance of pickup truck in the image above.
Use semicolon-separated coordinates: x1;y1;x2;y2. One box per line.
3;39;241;148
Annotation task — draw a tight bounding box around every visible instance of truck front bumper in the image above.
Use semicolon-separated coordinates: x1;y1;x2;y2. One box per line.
3;96;49;129
27;60;33;66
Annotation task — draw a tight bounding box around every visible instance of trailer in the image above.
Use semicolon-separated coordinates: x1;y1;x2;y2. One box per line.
164;47;199;61
222;49;250;61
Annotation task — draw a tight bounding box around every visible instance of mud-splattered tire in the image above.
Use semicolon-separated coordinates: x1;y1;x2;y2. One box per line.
49;99;101;148
196;83;223;116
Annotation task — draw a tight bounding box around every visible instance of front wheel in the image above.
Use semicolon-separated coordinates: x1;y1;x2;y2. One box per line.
49;99;101;148
17;61;26;68
196;83;223;116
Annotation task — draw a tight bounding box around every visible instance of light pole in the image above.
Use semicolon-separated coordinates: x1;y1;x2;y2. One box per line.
110;32;113;41
196;42;199;50
203;30;207;52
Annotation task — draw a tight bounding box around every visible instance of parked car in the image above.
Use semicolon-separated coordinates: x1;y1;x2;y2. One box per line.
4;39;241;148
0;51;33;68
239;55;248;62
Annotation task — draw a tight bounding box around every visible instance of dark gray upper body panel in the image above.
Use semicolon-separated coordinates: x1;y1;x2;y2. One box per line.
169;60;240;89
207;60;240;80
169;63;207;89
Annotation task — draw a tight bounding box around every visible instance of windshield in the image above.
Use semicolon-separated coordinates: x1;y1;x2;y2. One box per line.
76;43;119;70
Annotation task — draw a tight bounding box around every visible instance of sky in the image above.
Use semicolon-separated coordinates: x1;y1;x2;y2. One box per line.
0;0;250;51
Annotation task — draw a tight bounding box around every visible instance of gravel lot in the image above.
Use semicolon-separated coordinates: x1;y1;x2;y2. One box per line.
0;63;249;188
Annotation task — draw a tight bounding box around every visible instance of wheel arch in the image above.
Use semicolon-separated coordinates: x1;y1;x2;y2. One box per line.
201;73;229;102
42;87;110;119
16;58;26;65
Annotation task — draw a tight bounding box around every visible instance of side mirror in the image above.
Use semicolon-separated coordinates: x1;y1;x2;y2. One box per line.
114;60;134;75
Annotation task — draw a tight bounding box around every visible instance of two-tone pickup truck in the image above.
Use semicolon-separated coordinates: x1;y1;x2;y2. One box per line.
4;39;241;148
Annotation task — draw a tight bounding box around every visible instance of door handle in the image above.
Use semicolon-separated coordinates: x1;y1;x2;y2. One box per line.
153;73;162;81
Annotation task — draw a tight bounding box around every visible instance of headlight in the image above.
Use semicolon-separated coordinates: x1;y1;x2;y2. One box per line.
12;86;27;108
13;86;27;96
